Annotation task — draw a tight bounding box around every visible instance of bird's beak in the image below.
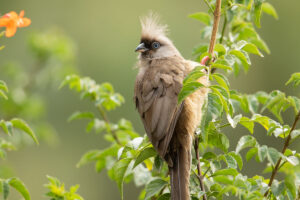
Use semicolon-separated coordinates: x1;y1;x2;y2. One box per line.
135;43;149;53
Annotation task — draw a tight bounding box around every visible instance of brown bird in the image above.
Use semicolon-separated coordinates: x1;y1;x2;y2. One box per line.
134;14;208;200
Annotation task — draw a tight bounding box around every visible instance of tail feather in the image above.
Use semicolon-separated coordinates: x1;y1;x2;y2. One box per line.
169;146;191;200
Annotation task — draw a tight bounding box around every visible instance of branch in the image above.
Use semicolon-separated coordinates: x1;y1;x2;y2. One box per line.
194;137;207;200
208;0;222;57
264;111;300;197
97;105;121;145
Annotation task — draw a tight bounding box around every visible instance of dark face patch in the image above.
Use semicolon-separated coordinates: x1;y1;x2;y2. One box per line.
140;38;163;51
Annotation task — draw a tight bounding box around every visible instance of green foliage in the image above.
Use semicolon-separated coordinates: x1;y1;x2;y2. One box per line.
189;12;212;25
0;177;31;200
61;1;300;200
0;80;8;100
0;28;78;200
0;28;78;147
0;80;38;199
286;73;300;87
44;176;84;200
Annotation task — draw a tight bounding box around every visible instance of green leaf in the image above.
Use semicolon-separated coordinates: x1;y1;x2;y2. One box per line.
127;137;144;150
239;117;254;133
113;158;132;200
212;168;238;177
206;93;223;122
211;63;232;71
286;156;299;166
68;111;95;122
267;147;281;166
144;179;168;200
291;129;300;139
236;135;257;153
77;145;118;168
214;44;226;56
261;90;287;123
203;151;217;160
77;150;102;168
228;152;243;170
246;147;258;161
178;82;204;104
212;73;230;92
254;0;263;28
286;73;300;87
8;178;30;200
285;173;296;199
10;118;39;144
210;86;229;114
207;126;229;152
0;81;8;100
154;155;163;171
250;37;270;54
224;154;237;169
271;181;285;197
157;193;171;200
252;114;270;130
227;114;242;128
133;147;157;169
193;44;208;56
183;66;205;84
0;120;13;136
0;90;8;100
2;180;9;200
262;2;278;19
213;175;233;185
287;96;300;114
242;43;263;57
229;50;250;70
0;81;8;92
189;12;211;25
258;145;268;162
59;74;81;91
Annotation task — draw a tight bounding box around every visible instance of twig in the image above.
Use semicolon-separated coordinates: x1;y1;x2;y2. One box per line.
264;111;300;197
203;0;214;13
217;123;231;129
194;137;207;200
208;0;222;57
219;12;227;44
97;105;121;145
203;166;211;177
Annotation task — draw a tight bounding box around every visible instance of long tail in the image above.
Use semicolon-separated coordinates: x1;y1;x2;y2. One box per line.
169;145;191;200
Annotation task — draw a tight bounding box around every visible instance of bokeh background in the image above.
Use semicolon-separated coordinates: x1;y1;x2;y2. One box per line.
0;0;300;199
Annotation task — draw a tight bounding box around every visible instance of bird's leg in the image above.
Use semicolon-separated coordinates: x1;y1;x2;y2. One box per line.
194;136;207;200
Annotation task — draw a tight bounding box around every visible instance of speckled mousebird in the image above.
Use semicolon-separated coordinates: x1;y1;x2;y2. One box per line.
134;13;209;200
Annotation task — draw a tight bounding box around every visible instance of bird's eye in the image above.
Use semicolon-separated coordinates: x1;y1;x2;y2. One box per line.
152;42;160;49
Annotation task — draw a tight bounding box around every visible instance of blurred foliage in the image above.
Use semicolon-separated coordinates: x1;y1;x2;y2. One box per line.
0;85;38;200
44;176;84;200
0;25;78;199
0;15;39;199
0;28;78;147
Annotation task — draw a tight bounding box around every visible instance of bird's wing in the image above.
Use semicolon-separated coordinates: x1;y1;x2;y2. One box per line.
134;62;185;160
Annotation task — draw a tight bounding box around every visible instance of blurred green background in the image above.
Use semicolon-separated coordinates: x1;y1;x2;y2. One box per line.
0;0;300;199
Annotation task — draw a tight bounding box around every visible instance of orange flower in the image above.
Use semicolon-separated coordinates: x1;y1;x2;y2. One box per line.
0;10;31;37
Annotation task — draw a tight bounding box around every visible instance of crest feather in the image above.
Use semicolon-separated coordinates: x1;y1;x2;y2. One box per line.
140;12;168;40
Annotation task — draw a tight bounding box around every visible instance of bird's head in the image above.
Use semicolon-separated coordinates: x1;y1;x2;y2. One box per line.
135;13;181;60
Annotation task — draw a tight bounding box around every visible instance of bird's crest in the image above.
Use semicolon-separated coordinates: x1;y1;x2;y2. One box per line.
140;12;168;40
